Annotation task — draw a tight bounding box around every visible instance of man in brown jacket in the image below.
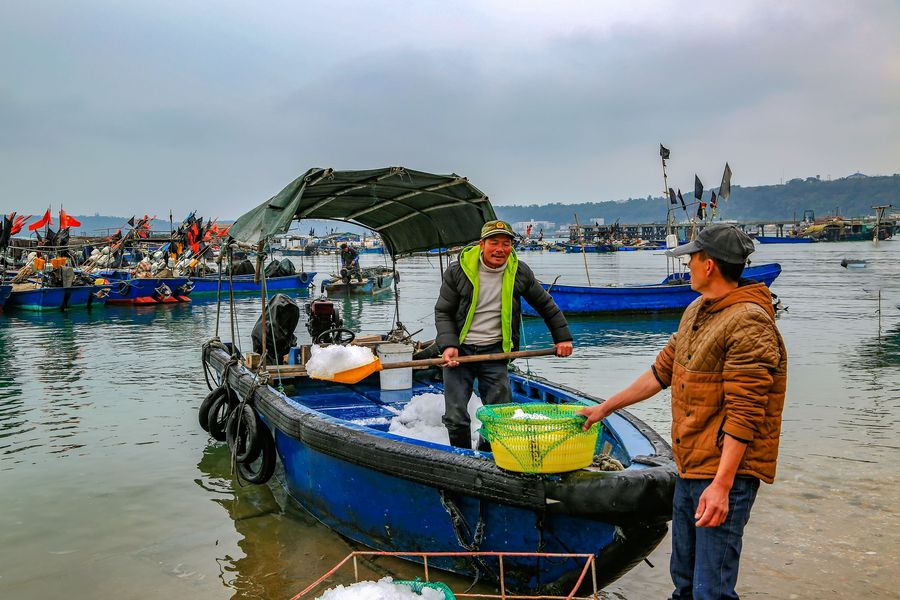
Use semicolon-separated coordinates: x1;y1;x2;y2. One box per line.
579;224;787;600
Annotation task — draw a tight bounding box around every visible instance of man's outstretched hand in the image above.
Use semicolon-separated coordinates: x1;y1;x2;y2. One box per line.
555;341;573;357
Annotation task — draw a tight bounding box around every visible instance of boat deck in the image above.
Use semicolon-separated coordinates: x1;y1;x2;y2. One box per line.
281;373;649;469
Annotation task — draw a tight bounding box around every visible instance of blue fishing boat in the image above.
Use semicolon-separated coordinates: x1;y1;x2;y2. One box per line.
203;345;674;593
564;243;615;253
755;235;813;244
198;167;675;593
322;267;395;295
522;263;782;316
189;272;316;296
6;284;105;311
98;272;193;305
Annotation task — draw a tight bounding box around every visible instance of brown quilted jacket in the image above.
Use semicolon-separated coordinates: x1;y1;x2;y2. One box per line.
653;282;787;484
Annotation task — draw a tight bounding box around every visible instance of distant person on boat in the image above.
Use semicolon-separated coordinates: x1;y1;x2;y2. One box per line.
434;219;574;450
339;243;362;282
578;223;787;600
339;243;359;269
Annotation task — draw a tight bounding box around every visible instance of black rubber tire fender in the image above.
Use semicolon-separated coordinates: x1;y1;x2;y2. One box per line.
207;394;232;442
237;425;276;485
198;385;226;432
226;404;261;464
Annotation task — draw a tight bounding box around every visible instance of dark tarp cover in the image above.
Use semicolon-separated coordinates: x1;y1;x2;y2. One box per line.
227;167;497;258
252;293;300;365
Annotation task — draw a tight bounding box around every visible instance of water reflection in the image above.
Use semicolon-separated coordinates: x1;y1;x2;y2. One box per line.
195;442;392;600
521;313;678;352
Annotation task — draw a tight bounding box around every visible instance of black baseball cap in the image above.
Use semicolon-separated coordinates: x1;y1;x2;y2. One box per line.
665;224;755;264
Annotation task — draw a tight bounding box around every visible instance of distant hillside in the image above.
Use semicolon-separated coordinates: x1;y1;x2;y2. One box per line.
495;174;900;225
22;174;899;238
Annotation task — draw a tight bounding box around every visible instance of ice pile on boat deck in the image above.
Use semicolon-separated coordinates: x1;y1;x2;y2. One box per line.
388;392;483;447
305;344;375;379
317;576;446;600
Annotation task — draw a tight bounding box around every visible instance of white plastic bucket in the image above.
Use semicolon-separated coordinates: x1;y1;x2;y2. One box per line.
377;343;414;390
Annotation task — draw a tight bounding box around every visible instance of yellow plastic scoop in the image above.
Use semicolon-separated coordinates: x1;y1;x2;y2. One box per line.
320;348;558;384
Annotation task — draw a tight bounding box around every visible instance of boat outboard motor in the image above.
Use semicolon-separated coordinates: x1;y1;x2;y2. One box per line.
305;299;343;343
251;293;300;365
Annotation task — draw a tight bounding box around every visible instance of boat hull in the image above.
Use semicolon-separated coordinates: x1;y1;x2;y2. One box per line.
0;284;10;310
323;274;393;295
189;272;315;295
755;236;813;244
207;348;674;592
523;263;782;316
101;275;193;304
6;285;104;311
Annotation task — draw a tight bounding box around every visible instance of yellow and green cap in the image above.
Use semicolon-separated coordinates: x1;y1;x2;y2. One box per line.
480;219;515;241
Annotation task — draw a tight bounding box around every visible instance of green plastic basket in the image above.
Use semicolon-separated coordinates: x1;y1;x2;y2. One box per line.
476;403;601;473
393;579;456;599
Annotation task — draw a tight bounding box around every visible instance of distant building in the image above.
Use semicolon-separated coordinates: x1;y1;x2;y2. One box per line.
844;172;868;179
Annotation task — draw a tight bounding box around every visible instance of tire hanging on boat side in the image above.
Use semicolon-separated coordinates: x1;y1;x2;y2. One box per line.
237;424;276;485
226;403;262;464
207;394;233;442
199;385;226;432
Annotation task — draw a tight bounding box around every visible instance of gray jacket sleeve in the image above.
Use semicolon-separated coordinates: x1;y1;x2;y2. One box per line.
434;265;462;351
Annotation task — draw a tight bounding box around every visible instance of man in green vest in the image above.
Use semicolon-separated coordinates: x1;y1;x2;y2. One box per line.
434;219;573;449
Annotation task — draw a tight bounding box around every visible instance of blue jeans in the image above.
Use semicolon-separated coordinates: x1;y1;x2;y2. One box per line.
441;342;511;445
670;476;760;600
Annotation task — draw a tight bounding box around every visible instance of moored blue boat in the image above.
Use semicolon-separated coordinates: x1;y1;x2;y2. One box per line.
204;345;674;593
98;272;193;304
190;272;316;296
322;267;394;295
523;263;782;316
755;235;814;244
6;284;105;311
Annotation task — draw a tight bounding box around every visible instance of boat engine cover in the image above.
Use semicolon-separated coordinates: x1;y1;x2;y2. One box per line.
252;293;300;365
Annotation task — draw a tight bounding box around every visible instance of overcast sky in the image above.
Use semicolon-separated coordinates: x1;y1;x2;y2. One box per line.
2;0;898;218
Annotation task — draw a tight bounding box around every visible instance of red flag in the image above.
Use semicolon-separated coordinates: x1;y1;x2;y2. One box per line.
28;209;52;231
59;209;81;228
11;214;31;235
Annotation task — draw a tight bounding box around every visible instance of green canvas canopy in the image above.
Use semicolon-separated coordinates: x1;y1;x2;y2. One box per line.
227;167;497;258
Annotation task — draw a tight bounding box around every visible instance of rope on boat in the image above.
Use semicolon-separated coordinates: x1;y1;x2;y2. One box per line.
438;490;497;590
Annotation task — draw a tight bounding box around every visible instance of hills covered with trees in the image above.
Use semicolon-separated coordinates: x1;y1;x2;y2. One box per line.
495;174;899;225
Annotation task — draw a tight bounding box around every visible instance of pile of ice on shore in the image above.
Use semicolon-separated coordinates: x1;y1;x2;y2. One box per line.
317;576;446;600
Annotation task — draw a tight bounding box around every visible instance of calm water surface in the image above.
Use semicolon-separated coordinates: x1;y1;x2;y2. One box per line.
0;243;897;599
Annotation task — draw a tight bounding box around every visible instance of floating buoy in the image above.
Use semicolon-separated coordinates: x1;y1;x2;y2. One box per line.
840;258;867;268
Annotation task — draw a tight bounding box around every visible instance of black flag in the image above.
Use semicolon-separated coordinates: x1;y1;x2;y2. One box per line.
0;214;11;248
660;144;671;160
127;216;136;228
719;163;732;201
668;187;677;205
678;189;686;210
694;175;704;200
710;190;718;208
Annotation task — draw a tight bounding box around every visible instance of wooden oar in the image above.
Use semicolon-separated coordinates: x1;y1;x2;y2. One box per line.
321;348;558;384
